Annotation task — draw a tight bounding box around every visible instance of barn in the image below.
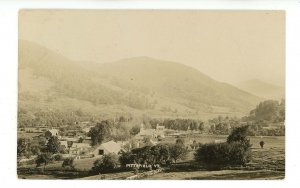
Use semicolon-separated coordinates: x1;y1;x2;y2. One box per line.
92;140;122;157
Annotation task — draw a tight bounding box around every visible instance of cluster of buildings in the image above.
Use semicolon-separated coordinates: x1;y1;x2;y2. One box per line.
42;126;124;159
134;123;165;141
19;122;170;160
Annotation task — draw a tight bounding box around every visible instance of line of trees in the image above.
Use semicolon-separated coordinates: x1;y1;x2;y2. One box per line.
162;119;205;132
90;138;189;174
119;139;188;168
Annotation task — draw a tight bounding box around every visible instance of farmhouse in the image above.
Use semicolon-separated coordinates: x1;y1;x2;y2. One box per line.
93;140;122;157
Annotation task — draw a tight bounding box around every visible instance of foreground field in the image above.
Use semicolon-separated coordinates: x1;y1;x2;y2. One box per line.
144;136;284;180
143;170;284;180
18;136;284;180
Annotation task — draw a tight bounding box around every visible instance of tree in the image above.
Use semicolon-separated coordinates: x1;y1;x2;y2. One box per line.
46;136;61;154
131;146;154;164
227;125;252;150
143;137;152;146
30;145;41;155
249;100;282;122
130;125;140;136
17;138;31;158
169;143;188;163
194;142;251;168
195;125;252;168
152;144;170;164
36;153;52;171
119;151;136;167
88;121;111;146
175;138;185;145
53;154;63;161
92;153;119;173
260;140;265;149
62;157;75;169
112;125;130;141
198;121;205;132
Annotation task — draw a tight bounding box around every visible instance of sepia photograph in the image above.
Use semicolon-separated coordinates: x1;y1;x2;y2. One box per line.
17;10;285;180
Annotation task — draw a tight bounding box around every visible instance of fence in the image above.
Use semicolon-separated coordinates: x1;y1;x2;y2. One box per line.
125;168;163;180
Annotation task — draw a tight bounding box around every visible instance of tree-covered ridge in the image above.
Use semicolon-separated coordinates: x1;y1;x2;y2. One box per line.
247;99;285;122
19;40;156;110
207;99;285;136
19;40;262;118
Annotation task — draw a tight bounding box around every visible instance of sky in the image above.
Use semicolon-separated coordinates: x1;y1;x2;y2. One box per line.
19;10;285;86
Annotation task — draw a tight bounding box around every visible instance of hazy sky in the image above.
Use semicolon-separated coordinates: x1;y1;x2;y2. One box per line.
19;10;285;86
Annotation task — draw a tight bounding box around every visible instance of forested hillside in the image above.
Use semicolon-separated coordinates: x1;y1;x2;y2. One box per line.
18;40;263;127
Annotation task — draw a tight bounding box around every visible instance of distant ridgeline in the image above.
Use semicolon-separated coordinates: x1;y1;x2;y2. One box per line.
19;40;263;123
18;40;284;136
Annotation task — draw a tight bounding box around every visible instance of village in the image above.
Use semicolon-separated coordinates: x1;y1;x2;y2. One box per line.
17;101;285;179
17;120;200;165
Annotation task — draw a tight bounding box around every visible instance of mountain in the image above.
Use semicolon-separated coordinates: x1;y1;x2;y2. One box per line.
234;80;284;100
18;40;262;120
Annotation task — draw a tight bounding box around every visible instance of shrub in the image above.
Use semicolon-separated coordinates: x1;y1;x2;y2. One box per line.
119;151;136;167
194;142;251;167
62;157;75;169
130;126;140;136
17;138;31;158
35;152;53;170
227;126;251;145
53;154;63;161
46;136;61;154
195;125;252;168
91;153;119;173
169;143;188;163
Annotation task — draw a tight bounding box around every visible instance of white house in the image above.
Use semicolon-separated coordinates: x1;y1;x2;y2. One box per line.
60;141;69;149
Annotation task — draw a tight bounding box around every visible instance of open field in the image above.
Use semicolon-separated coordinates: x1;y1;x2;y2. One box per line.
18;157;98;172
163;134;284;149
18;132;42;139
162;135;284;162
80;171;135;180
144;136;285;180
18;135;284;180
143;170;284;180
